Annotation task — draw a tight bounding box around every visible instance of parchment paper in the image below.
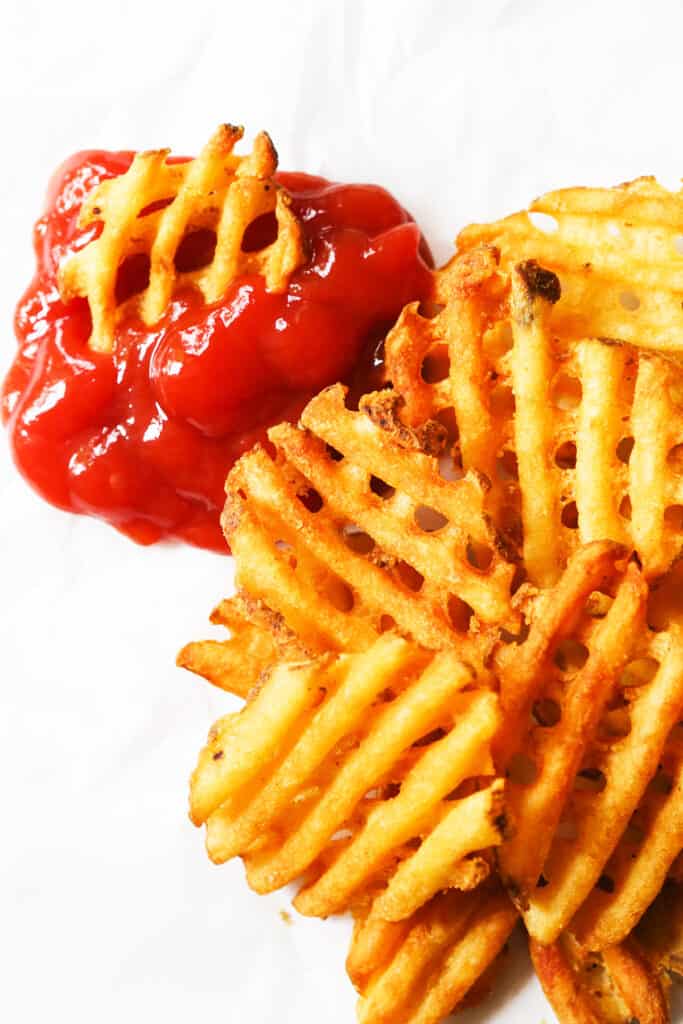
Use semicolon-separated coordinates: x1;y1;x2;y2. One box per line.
3;2;683;1020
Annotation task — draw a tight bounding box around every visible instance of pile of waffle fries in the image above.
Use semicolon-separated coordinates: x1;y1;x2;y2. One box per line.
156;150;683;1022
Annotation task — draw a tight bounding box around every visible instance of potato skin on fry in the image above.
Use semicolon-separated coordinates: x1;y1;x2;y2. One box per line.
530;933;669;1024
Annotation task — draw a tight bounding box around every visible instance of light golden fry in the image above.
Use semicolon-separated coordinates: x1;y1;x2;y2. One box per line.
508;261;563;586
458;176;683;354
495;544;683;946
347;911;409;995
530;932;669;1024
190;656;325;826
224;380;519;656
189;633;507;919
349;882;517;1024
508;265;683;582
290;697;502;917
59;124;304;352
367;779;505;922
527;628;683;947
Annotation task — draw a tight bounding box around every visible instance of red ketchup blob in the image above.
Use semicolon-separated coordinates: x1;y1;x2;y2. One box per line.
3;154;432;553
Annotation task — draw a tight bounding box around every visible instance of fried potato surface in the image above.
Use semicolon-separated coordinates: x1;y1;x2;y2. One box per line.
177;596;282;698
530;932;669;1024
508;265;683;582
348;881;517;1024
494;543;683;946
571;716;683;950
386;247;683;584
224;380;519;657
189;633;507;920
59;124;304;352
638;881;683;976
458;177;683;355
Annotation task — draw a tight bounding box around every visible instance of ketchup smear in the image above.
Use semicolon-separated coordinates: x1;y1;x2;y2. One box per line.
3;150;432;553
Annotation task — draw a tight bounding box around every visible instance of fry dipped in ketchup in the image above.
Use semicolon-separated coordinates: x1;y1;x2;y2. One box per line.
3;134;432;552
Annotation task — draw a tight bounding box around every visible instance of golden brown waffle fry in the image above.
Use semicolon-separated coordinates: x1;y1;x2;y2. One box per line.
347;881;517;1024
530;933;670;1024
177;596;281;699
59;124;305;352
571;720;683;950
189;632;507;920
224;381;519;657
386;244;510;511
494;542;683;946
386;247;683;584
458;177;683;355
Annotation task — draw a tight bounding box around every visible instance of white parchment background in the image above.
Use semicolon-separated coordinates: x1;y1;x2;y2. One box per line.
3;2;683;1021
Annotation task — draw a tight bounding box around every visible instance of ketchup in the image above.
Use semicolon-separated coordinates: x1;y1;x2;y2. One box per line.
3;150;432;553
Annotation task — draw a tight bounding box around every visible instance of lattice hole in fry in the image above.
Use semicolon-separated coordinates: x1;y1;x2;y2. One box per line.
343;526;376;555
347;881;517;1024
414;505;449;533
421;345;451;383
369;475;395;499
532;698;562;728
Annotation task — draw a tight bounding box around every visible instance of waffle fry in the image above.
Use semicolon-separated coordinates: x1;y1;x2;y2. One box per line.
571;718;683;950
347;882;517;1024
458;177;683;354
386;247;683;583
177;596;281;699
494;542;683;946
224;381;519;659
58;124;305;352
508;267;683;582
638;881;683;976
386;245;509;506
530;933;670;1024
189;633;507;920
